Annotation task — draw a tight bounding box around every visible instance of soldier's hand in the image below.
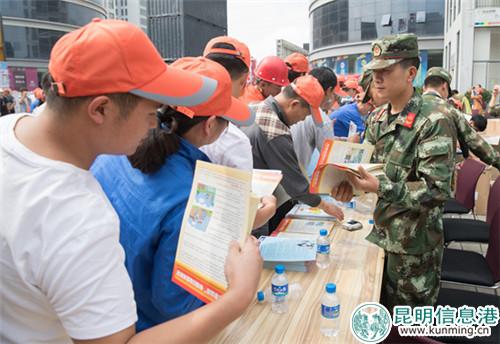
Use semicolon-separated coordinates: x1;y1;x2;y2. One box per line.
347;166;379;193
331;181;354;202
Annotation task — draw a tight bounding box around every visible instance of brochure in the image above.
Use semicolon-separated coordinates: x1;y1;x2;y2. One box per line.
172;161;260;303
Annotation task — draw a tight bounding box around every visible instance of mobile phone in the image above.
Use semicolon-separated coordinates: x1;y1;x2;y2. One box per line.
342;219;363;231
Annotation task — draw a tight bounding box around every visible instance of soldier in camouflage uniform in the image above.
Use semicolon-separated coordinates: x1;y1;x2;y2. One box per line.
332;34;456;310
423;67;500;170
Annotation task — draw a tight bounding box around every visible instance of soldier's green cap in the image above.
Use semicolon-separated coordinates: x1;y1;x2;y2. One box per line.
359;69;373;103
425;67;453;97
425;67;452;84
365;33;419;70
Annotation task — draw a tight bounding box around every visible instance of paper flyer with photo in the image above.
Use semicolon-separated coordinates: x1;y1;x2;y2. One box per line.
310;139;383;195
172;161;256;304
318;139;374;165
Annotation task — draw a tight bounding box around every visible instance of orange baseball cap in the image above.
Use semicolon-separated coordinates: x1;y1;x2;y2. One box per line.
343;78;359;90
171;57;255;126
290;75;325;125
48;19;217;108
285;53;309;73
203;36;251;69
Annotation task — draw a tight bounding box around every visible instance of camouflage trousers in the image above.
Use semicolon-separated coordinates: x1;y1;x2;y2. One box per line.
380;244;444;312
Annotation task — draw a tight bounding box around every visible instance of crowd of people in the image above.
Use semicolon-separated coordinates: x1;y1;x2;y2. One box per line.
1;18;499;344
0;86;46;116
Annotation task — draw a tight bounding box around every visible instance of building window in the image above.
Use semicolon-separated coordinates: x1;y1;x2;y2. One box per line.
0;0;106;27
416;11;426;23
448;42;451;71
443;44;448;69
311;0;444;50
3;25;65;60
381;14;391;27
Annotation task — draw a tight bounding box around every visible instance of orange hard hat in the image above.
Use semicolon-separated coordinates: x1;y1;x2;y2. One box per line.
254;56;289;87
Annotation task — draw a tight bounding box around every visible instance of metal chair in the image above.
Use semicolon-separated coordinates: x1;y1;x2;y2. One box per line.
444;159;486;217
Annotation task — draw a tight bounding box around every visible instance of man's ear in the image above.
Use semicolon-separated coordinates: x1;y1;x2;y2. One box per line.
408;66;418;83
87;96;114;125
289;99;301;110
203;115;218;135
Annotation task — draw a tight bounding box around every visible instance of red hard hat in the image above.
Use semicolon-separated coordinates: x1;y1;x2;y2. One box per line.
254;56;289;87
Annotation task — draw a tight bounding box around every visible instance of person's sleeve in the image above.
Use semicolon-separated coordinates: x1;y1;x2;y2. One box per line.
151;210;204;321
262;135;322;207
363;113;376;145
376;116;455;210
38;216;137;340
454;109;500;170
219;130;254;171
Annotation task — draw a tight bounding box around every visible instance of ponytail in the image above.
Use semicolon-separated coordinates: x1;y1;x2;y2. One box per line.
128;106;208;174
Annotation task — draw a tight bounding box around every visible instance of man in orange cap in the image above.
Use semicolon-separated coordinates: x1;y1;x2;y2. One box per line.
200;36;254;171
0;19;260;344
242;75;345;235
284;52;309;83
240;55;289;105
339;78;360;106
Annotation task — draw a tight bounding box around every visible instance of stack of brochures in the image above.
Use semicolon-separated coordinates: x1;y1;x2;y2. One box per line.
272;218;334;238
259;236;317;272
286;201;337;222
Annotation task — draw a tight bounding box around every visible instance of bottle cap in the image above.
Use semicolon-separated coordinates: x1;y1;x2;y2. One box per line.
326;283;336;293
275;264;285;274
319;229;328;236
368;219;375;225
257;290;265;302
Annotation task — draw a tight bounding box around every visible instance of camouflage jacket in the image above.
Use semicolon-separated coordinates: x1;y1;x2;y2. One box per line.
423;91;500;170
364;92;455;255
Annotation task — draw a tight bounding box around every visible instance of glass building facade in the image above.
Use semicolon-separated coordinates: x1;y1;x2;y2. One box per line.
309;0;445;83
0;0;107;90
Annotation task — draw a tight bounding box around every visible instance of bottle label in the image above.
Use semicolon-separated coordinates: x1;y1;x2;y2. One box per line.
317;243;330;254
272;283;288;297
321;304;340;319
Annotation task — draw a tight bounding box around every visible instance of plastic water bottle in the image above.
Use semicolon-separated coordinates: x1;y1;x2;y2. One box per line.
257;283;302;304
316;229;330;269
320;283;340;337
271;264;288;314
343;201;355;209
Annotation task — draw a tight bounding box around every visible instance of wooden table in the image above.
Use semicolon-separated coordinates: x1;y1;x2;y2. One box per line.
212;206;385;344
